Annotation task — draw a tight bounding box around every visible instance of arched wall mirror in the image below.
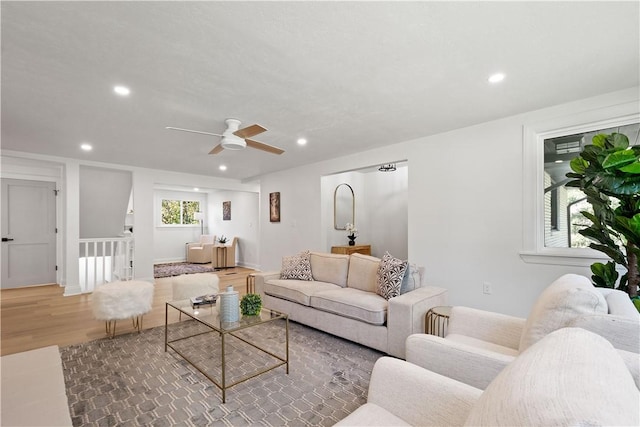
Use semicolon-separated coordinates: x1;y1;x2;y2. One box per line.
334;183;355;230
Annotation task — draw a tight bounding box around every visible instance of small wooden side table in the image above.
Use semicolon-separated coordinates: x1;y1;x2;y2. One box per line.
331;244;371;256
214;245;230;270
425;306;452;337
246;273;256;294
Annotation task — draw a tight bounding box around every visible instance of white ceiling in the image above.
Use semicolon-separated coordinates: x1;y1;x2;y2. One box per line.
2;1;638;181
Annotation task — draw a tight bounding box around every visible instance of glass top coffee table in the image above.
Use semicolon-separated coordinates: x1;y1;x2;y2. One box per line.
165;300;289;403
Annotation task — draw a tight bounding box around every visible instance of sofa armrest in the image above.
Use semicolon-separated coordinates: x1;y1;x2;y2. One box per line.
569;314;640;353
616;349;640;389
405;333;515;390
253;271;281;296
387;286;448;359
336;356;481;426
448;306;525;350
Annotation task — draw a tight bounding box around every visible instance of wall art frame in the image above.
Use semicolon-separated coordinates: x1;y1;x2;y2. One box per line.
269;192;280;223
223;201;231;221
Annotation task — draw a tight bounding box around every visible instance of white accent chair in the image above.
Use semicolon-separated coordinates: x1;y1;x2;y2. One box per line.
335;328;639;426
405;274;640;389
172;273;220;301
186;234;216;264
212;237;237;268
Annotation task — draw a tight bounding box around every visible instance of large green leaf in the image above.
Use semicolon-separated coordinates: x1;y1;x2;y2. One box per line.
620;161;640;174
592;134;607;148
602;150;637;170
590;261;618;288
593;174;640;195
570;157;588;174
611;133;630;149
581;145;603;163
615;214;640;244
589;243;627;266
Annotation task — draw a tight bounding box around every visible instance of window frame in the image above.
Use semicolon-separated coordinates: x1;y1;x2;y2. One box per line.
521;100;639;266
159;198;201;227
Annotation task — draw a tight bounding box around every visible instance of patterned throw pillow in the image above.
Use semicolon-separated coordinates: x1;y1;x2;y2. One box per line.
280;250;313;280
376;252;408;300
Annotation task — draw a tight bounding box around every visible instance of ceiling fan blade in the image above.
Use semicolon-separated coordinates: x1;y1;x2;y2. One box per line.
209;144;224;155
233;124;267;139
166;127;223;137
245;139;284;155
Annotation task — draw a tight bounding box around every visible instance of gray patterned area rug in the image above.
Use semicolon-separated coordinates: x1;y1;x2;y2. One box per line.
61;320;382;426
154;262;214;278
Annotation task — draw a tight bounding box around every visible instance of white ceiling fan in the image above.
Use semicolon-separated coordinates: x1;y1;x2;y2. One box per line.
166;118;285;155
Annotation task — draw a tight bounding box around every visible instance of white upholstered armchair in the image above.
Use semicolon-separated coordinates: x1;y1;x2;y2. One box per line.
186;235;216;264
405;274;640;390
336;328;639;426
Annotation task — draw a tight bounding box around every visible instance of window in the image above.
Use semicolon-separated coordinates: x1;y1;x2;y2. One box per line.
543;123;639;248
521;94;639;266
161;199;200;225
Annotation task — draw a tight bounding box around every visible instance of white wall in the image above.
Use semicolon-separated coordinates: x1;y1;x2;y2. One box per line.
208;190;259;269
362;165;408;259
258;88;639;317
153;189;207;263
79;166;132;238
1;151;259;292
321;166;408;259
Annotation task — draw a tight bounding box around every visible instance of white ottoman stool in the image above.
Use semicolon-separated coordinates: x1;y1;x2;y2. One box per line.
92;280;154;338
172;273;220;300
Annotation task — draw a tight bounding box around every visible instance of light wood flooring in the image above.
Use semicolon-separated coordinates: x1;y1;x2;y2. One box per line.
0;266;256;356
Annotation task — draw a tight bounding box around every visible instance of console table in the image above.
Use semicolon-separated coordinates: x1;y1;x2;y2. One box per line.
331;244;371;256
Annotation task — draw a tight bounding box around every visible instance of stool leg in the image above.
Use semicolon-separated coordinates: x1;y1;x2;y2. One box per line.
105;320;116;338
132;316;143;333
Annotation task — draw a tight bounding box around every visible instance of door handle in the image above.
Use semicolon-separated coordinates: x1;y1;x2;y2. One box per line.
2;238;14;242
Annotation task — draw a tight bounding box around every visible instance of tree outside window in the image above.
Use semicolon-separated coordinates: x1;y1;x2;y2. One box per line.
161;199;200;225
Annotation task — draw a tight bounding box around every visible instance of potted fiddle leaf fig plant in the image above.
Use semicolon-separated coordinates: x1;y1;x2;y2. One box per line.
566;132;640;309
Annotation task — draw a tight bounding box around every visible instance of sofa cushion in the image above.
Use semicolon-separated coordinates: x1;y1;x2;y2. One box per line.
310;252;350;287
465;328;639;426
310;288;388;325
347;253;381;293
597;288;640;319
519;274;608;351
264;279;341;306
376;252;408;300
280;250;313;280
446;334;520;357
334;403;410;426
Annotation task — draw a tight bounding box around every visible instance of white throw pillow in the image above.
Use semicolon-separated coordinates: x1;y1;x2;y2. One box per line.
280;250;313;281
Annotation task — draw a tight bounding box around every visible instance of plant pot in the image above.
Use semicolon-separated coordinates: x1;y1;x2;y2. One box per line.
348;236;356;246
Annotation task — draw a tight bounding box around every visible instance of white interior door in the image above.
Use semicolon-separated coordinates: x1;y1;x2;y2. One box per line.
1;179;57;288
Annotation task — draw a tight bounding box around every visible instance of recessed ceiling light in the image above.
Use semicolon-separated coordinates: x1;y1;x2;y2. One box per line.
488;73;506;84
80;143;92;151
219;165;227;171
297;138;307;146
113;85;130;96
193;187;199;191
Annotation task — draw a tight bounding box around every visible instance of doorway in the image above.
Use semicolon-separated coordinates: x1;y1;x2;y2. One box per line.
1;179;57;288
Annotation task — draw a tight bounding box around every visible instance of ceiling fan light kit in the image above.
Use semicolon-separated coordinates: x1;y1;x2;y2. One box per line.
167;118;284;155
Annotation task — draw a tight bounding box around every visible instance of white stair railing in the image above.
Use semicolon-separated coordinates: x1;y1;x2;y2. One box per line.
78;237;134;293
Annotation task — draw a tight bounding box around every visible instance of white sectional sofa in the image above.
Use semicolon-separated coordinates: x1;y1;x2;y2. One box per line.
254;252;448;359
